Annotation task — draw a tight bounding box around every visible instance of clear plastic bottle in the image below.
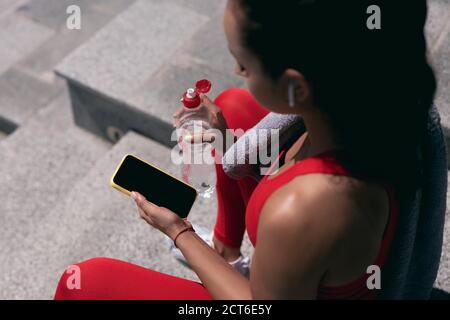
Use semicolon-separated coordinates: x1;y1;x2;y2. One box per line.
176;79;216;199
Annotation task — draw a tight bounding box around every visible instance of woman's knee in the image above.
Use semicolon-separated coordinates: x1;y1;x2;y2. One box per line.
214;88;250;115
215;88;249;105
214;88;268;131
54;257;115;300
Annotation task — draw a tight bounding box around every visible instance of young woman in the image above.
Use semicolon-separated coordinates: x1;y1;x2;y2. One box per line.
54;0;436;299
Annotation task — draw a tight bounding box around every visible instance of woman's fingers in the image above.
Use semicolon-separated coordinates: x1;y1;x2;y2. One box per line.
200;94;229;136
183;132;216;144
172;107;185;128
132;191;185;238
137;206;146;219
172;107;183;118
135;196;148;219
132;192;158;216
202;132;216;142
137;201;156;226
200;94;220;113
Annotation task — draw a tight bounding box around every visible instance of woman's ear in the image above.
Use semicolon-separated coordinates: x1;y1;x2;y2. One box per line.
283;69;312;109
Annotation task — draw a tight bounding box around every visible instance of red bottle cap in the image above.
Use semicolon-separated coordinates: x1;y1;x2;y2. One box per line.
182;88;201;108
195;79;212;94
181;79;212;109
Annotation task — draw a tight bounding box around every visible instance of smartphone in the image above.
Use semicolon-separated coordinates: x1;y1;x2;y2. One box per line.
110;154;197;218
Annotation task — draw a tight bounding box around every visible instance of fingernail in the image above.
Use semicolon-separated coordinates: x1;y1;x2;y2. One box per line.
131;191;137;200
136;192;146;201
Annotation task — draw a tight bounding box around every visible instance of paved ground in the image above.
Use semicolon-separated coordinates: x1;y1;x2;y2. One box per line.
0;0;449;299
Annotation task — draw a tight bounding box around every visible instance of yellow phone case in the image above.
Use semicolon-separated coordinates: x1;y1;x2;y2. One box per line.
110;154;198;201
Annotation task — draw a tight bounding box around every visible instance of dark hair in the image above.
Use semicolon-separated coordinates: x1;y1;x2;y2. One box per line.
235;0;436;198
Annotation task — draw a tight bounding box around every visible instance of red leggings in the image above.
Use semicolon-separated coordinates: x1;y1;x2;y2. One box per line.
54;89;270;300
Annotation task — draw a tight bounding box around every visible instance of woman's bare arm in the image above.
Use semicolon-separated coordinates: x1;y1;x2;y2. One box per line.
133;191;252;299
175;231;252;300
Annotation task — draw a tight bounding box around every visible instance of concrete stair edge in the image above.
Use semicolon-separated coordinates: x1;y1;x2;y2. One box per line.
0;131;216;299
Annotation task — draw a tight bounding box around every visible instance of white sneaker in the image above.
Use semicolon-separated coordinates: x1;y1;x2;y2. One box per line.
167;224;251;278
228;255;251;279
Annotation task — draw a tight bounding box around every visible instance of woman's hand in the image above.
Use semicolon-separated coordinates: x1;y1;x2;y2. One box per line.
131;191;188;240
199;94;229;140
173;94;231;151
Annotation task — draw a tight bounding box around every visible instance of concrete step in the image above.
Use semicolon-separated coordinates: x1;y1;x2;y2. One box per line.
0;0;28;19
16;0;137;81
0;129;253;299
0;1;137;131
426;0;450;52
426;0;450;165
432;33;450;160
436;171;450;292
0;90;112;299
16;0;136;31
0;12;53;76
0;10;56;131
0;67;61;133
55;0;243;147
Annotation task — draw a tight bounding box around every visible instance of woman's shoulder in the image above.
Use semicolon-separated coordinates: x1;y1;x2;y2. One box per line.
262;174;357;233
257;172;390;285
260;172;389;250
255;174;359;284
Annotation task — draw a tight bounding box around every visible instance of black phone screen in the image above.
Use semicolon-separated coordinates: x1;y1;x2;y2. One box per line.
113;155;197;218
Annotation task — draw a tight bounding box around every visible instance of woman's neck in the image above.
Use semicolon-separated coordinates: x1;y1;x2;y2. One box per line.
296;110;343;160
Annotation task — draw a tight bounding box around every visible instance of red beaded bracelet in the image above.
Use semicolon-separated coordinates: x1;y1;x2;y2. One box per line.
173;222;195;248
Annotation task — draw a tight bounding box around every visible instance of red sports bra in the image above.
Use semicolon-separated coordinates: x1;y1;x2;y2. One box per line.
245;149;399;300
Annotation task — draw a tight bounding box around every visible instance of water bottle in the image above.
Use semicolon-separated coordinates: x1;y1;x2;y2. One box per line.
176;79;216;199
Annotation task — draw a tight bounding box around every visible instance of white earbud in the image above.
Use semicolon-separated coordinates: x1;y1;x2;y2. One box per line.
288;79;296;108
